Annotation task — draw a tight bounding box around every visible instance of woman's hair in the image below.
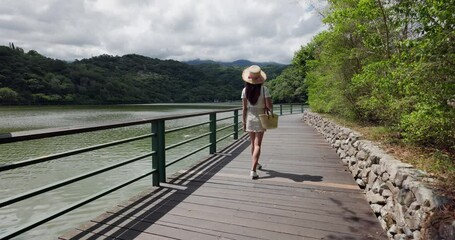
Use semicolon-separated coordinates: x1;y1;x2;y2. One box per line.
245;82;262;105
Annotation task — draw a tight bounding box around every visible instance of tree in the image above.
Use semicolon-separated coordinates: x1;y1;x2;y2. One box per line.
0;87;19;104
268;66;307;103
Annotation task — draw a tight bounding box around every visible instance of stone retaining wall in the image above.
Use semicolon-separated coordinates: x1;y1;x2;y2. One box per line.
302;110;453;240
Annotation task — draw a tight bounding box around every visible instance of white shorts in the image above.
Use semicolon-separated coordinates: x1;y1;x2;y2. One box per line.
245;107;266;132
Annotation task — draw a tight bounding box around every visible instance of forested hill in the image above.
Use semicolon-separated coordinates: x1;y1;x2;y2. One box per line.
0;46;287;105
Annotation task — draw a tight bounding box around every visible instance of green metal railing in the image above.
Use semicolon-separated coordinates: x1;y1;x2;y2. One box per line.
0;103;305;239
274;103;305;116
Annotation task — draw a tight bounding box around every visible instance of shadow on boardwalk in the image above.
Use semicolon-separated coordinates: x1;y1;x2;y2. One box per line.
259;168;323;183
61;137;251;240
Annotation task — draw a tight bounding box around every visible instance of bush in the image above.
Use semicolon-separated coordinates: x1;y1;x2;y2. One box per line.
349;61;398;123
400;104;455;150
0;87;19;104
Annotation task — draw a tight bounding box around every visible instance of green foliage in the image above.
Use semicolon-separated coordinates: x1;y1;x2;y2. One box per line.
32;93;63;104
400;104;455;150
303;31;355;115
266;43;314;104
0;87;19;104
427;150;455;174
267;66;307;103
348;60;403;123
294;0;454;151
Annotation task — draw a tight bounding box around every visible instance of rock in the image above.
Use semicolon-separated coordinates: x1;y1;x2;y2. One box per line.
413;185;438;210
368;153;381;164
351;165;361;178
381;202;394;217
394;169;409;187
380;157;403;179
341;143;348;150
405;209;424;230
341;158;349;166
361;168;370;180
408;202;421;211
381;189;393;198
382;172;390;181
372;180;381;194
385;181;398;195
394;234;406;240
353;140;360;148
388;224;397;234
397;188;415;207
339;151;347;159
372;164;381;175
367;191;386;204
394;204;406;227
403;226;413;237
358;160;368;169
371;204;383;213
356;150;368;161
383;213;395;228
347;146;356;156
356;178;366;188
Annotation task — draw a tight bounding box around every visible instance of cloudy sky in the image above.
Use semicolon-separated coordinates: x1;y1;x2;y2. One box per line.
1;0;327;64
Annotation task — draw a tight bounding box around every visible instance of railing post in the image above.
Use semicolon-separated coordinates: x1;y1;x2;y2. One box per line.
280;104;283;116
151;121;159;187
290;104;293;114
301;104;304;113
233;110;238;140
209;113;216;154
152;120;166;186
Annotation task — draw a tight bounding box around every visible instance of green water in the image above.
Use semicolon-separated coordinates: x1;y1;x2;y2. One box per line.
0;103;241;240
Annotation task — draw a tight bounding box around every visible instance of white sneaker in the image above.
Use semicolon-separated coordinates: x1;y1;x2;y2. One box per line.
257;163;262;170
250;171;258;179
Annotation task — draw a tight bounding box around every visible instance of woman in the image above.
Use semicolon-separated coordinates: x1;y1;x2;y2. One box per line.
241;65;273;179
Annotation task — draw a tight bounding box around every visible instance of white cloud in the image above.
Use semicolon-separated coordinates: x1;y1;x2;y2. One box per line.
0;0;327;63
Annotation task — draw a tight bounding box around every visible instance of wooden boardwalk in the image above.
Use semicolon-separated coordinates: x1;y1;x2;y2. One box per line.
60;114;387;240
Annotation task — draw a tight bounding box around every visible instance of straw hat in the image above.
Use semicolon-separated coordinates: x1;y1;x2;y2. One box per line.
242;65;267;84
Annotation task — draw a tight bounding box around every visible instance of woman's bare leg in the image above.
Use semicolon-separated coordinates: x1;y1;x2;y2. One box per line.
250;132;264;171
249;132;256;155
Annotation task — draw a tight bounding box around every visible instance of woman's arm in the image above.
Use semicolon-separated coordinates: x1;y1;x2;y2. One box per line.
265;97;273;112
242;98;248;131
263;86;273;112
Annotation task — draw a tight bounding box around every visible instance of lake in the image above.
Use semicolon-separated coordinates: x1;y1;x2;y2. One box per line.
0;103;241;240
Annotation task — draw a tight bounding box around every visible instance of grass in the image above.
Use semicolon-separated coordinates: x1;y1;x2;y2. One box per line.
320;113;455;199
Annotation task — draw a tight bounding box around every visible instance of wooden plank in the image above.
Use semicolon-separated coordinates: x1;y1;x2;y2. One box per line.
91;212;301;240
90;205;382;239
163;179;366;200
112;188;377;220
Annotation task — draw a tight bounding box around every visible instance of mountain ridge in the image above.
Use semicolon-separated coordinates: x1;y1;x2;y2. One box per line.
185;59;288;67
